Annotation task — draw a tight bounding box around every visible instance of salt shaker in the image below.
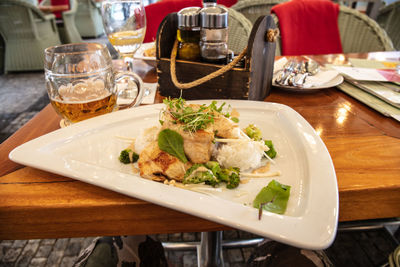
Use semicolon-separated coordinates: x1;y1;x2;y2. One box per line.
199;5;229;64
177;7;201;61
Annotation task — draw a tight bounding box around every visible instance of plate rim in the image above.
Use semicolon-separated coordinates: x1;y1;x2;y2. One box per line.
9;100;338;249
273;74;344;92
134;41;156;61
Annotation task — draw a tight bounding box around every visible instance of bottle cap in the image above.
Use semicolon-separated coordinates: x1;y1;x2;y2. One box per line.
200;6;228;28
177;7;201;28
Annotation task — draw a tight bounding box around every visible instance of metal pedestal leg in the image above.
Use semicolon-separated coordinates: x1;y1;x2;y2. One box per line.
198;231;224;267
162;231;264;267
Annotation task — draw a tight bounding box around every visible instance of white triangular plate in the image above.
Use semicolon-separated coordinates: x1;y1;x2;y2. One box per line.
9;100;338;249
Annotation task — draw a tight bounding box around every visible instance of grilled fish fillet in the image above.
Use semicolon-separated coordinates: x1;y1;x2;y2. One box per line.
138;141;191;182
211;115;239;139
161;122;214;164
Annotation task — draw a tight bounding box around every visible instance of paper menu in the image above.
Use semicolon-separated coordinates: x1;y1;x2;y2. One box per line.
345;80;400;108
348;58;399;69
337;81;400;122
332;66;400;83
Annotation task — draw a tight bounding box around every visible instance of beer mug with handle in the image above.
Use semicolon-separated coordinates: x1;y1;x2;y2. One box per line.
44;43;144;125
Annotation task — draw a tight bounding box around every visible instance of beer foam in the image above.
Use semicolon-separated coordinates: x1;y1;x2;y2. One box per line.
58;78;109;101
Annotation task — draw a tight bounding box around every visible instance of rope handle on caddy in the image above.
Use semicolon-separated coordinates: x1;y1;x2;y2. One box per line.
169;28;278;90
170;39;248;90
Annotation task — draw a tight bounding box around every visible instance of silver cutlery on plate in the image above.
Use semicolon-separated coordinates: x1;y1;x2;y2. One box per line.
275;59;320;87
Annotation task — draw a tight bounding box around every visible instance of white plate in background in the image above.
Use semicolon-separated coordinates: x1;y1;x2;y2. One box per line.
134;42;156;67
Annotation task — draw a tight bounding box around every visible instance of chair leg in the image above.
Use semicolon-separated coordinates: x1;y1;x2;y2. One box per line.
198;231;225;267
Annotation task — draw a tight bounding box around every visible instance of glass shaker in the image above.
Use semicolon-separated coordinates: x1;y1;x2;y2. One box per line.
199;5;229;64
177;7;201;61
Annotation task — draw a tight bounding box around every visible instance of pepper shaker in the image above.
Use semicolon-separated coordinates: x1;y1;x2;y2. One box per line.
199;5;229;64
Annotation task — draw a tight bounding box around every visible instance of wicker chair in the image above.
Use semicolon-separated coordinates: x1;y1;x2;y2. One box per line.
377;1;400;50
336;0;382;19
74;0;104;38
41;0;83;43
231;0;286;25
58;0;83;43
272;5;394;56
0;0;61;73
228;8;253;54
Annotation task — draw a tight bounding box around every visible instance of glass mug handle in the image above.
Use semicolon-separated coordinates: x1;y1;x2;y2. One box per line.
114;71;145;109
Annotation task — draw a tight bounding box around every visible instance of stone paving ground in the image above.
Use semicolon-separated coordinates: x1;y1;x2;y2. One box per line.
1;68;399;267
0;238;95;267
0;231;260;266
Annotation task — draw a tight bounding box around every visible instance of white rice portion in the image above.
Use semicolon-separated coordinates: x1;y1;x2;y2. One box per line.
214;140;265;171
135;126;160;154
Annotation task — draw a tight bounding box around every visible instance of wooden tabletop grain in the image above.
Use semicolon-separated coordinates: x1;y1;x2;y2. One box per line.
0;54;399;240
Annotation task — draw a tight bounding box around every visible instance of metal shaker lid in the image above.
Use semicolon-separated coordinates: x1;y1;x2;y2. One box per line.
200;6;228;28
177;7;201;28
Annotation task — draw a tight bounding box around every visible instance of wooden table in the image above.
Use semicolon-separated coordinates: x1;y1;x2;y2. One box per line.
0;53;399;241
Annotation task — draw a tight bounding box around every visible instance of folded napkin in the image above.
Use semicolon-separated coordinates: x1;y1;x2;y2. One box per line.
271;0;343;56
303;69;339;88
274;57;289;73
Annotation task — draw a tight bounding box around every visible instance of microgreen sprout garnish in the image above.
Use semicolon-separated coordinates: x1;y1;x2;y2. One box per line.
161;98;236;133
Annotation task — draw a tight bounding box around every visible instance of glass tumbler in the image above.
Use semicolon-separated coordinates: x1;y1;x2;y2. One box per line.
44;43;144;125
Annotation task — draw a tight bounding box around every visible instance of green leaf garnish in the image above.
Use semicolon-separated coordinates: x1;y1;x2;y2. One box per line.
253;180;290;217
158;129;188;163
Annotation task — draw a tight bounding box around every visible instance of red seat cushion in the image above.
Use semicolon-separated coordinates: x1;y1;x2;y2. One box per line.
218;0;237;7
271;0;343;56
143;0;237;43
144;0;203;43
51;0;69;19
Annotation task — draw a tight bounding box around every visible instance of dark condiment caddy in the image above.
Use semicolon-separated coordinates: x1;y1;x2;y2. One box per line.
155;13;277;100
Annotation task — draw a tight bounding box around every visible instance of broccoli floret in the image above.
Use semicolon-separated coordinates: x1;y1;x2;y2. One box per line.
184;162;240;189
131;152;139;163
205;161;221;177
244;124;262;141
244;125;277;159
219;167;240;189
206;163;240;189
119;149;132;164
119;149;139;164
264;140;277;159
183;164;219;187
